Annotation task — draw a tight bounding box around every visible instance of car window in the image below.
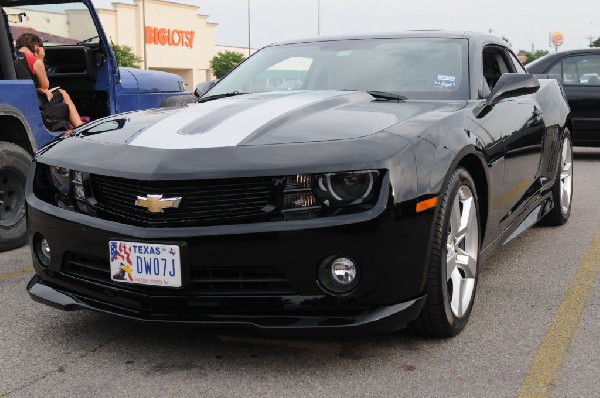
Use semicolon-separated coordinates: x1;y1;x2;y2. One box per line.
562;55;600;85
508;51;526;73
210;38;470;100
547;61;562;76
5;3;100;47
252;57;313;92
482;46;511;90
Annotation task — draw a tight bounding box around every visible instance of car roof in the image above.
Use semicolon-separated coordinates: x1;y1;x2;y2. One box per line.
270;30;504;47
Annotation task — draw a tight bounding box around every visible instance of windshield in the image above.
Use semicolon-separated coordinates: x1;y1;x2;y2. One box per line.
5;2;100;46
209;38;469;100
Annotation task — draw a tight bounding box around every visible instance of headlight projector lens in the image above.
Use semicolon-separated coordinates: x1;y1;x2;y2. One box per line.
316;170;378;206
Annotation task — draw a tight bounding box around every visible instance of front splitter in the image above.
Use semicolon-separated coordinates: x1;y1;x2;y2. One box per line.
27;275;426;335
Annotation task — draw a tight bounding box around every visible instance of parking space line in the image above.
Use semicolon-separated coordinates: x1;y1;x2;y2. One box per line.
518;227;600;397
0;266;34;282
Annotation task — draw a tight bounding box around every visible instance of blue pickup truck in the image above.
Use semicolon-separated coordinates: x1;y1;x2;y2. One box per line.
0;0;189;251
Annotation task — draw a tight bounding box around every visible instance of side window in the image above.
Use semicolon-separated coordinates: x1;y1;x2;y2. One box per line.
507;51;526;73
547;61;562;76
562;55;600;85
543;61;563;83
482;46;511;91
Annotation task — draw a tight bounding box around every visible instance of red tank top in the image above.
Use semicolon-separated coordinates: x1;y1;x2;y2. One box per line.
23;52;38;75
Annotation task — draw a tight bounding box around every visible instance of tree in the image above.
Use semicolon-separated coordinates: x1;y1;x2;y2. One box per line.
112;44;143;68
590;37;600;47
518;50;549;65
210;51;246;79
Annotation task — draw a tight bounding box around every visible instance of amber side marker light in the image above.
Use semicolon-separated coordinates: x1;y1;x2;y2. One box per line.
416;197;438;213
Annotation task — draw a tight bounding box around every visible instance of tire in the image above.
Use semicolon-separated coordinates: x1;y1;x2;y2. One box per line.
0;142;31;252
542;129;573;226
159;95;197;108
409;167;481;337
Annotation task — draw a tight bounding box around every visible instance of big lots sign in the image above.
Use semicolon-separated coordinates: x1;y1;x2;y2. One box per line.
145;26;195;48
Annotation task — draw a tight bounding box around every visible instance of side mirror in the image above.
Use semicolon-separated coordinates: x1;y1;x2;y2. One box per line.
194;79;218;98
487;73;540;105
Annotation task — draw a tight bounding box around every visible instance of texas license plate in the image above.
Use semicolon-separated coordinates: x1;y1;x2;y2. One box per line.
109;241;182;287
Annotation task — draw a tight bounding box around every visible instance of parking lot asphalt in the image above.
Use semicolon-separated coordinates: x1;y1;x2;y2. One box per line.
1;148;600;398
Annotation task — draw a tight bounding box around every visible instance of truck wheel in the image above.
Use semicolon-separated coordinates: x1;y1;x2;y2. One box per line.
159;95;197;108
0;142;31;252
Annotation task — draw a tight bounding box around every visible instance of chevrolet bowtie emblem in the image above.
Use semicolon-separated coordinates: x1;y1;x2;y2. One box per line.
135;194;182;213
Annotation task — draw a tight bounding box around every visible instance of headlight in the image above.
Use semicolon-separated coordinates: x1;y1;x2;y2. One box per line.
35;164;90;212
316;170;378;206
282;170;383;220
49;166;70;195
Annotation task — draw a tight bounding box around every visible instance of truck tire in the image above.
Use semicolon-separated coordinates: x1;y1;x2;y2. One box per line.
159;95;197;108
0;142;31;252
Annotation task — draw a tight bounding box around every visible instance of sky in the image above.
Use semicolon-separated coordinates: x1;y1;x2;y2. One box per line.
92;0;600;53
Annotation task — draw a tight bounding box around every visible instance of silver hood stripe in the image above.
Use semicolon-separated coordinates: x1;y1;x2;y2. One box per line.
129;91;354;150
128;97;249;149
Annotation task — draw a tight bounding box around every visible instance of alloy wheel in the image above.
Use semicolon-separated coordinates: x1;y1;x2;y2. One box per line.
446;185;479;318
559;137;573;216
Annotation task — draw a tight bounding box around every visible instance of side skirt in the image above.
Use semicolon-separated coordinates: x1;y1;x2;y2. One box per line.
481;194;553;261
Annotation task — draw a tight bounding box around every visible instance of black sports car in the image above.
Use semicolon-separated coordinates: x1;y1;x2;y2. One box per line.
26;32;572;337
526;48;600;146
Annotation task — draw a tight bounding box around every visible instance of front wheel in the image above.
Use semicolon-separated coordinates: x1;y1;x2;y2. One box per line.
0;142;31;252
409;167;481;337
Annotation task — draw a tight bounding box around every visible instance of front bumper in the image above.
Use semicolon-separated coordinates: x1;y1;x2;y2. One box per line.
26;180;434;333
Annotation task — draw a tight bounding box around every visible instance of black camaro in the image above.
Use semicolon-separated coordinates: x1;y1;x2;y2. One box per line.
26;31;572;337
526;48;600;146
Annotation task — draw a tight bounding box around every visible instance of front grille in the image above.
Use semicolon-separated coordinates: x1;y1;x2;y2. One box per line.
90;175;278;228
62;252;294;295
191;268;291;294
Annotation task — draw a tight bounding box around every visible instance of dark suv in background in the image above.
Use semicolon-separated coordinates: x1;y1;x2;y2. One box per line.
527;49;600;146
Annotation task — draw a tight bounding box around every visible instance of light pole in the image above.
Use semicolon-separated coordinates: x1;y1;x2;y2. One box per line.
525;37;534;53
141;0;147;69
591;22;599;47
247;0;251;56
317;0;320;36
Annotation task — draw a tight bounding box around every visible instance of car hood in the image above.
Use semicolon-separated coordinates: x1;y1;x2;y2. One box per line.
119;67;184;94
74;91;451;149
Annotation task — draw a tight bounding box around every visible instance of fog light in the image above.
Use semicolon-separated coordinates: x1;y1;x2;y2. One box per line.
317;256;360;294
41;239;51;259
332;258;356;284
34;235;51;267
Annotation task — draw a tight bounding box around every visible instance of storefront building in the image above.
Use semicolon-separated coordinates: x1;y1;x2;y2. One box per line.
6;0;254;91
96;0;218;90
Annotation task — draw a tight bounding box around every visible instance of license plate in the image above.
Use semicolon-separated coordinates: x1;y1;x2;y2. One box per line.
109;241;182;287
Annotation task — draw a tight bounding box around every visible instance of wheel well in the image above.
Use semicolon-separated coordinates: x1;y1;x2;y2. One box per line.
458;154;488;239
0;115;34;154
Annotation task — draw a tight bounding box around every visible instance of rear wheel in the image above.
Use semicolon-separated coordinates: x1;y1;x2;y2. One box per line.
409;167;481;337
543;129;573;226
0;142;31;252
